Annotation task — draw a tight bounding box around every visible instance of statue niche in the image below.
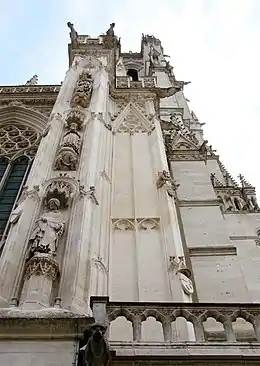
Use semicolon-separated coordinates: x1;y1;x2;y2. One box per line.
71;71;93;109
28;198;65;257
54;121;82;171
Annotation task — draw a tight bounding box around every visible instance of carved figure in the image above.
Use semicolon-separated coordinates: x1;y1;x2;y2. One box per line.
54;147;78;171
71;72;93;108
67;22;78;46
61;123;81;154
165;60;173;75
25;75;38;85
224;194;234;211
81;323;110;366
156;170;171;189
156;170;179;197
199;140;208;154
149;46;160;65
106;23;115;37
151;85;182;98
29;198;65;256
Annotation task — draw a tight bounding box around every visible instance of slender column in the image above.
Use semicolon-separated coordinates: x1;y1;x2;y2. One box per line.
223;319;236;342
0;66;79;308
59;67;109;313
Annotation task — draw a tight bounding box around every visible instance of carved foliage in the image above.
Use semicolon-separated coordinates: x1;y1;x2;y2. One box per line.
44;178;76;208
24;253;59;281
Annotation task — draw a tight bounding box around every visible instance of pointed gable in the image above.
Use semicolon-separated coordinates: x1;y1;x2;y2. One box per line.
112;102;154;134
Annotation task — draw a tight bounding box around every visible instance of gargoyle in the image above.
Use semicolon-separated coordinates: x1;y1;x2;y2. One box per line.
80;323;110;366
150;85;182;98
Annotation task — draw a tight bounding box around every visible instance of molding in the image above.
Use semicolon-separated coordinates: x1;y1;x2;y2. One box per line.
189;245;237;257
178;199;220;207
229;236;258;241
0;85;60;94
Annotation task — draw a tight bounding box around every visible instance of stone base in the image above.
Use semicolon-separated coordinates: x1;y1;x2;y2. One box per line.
20;253;59;309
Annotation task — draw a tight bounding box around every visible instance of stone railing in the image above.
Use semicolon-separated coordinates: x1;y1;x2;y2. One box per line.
0;85;61;94
116;76;157;89
91;297;260;343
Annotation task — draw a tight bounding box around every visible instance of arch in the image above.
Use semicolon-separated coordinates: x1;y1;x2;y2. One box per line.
108;308;136;323
0;105;46;246
127;69;138;81
232;316;257;342
203;316;226;341
109;316;133;341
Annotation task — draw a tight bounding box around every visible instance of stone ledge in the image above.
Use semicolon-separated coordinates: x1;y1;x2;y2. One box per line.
178;199;220;207
0;308;94;339
110;341;260;359
189;245;237;257
230;236;258;241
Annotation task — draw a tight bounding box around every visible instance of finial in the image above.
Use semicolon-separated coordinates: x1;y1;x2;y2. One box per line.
25;75;38;85
238;174;254;188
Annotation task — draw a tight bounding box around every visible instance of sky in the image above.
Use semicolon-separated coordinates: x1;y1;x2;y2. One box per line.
1;0;260;195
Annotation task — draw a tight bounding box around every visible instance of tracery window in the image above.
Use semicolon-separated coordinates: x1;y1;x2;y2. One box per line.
0;122;40;248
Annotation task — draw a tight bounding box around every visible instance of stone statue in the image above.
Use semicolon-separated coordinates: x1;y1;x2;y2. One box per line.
81;323;110;366
54;147;78;171
61;122;81;154
149;46;160;65
165;60;173;75
29;198;65;256
67;22;78;46
25;75;38;85
106;23;115;37
71;72;93;108
156;170;179;197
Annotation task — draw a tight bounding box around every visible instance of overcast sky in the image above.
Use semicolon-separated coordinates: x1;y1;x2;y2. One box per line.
1;0;260;195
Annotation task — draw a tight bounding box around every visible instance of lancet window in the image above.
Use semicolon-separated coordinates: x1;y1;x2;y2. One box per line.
0;122;40;247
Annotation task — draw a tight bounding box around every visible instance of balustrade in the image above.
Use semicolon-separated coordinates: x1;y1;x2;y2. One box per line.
91;297;260;343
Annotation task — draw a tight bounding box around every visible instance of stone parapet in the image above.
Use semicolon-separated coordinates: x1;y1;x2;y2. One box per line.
91;297;260;343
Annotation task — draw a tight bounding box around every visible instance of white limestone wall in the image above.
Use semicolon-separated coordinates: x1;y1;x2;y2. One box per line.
170;157;260;302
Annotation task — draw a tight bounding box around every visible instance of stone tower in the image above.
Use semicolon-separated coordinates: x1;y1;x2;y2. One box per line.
0;23;260;365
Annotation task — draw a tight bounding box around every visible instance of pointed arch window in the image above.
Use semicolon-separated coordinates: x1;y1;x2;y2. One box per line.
0;156;31;237
0;121;41;247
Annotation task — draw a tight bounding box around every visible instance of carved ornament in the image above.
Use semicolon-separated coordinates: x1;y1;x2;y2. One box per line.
24;253;59;281
43;175;78;208
65;108;85;130
71;71;93;109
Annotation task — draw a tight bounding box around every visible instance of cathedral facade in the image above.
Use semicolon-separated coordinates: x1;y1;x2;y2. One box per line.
0;23;260;365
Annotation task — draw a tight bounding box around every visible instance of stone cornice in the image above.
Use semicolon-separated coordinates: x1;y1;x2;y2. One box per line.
0;84;60;95
178;199;220;207
189;245;237;257
229;236;258;241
